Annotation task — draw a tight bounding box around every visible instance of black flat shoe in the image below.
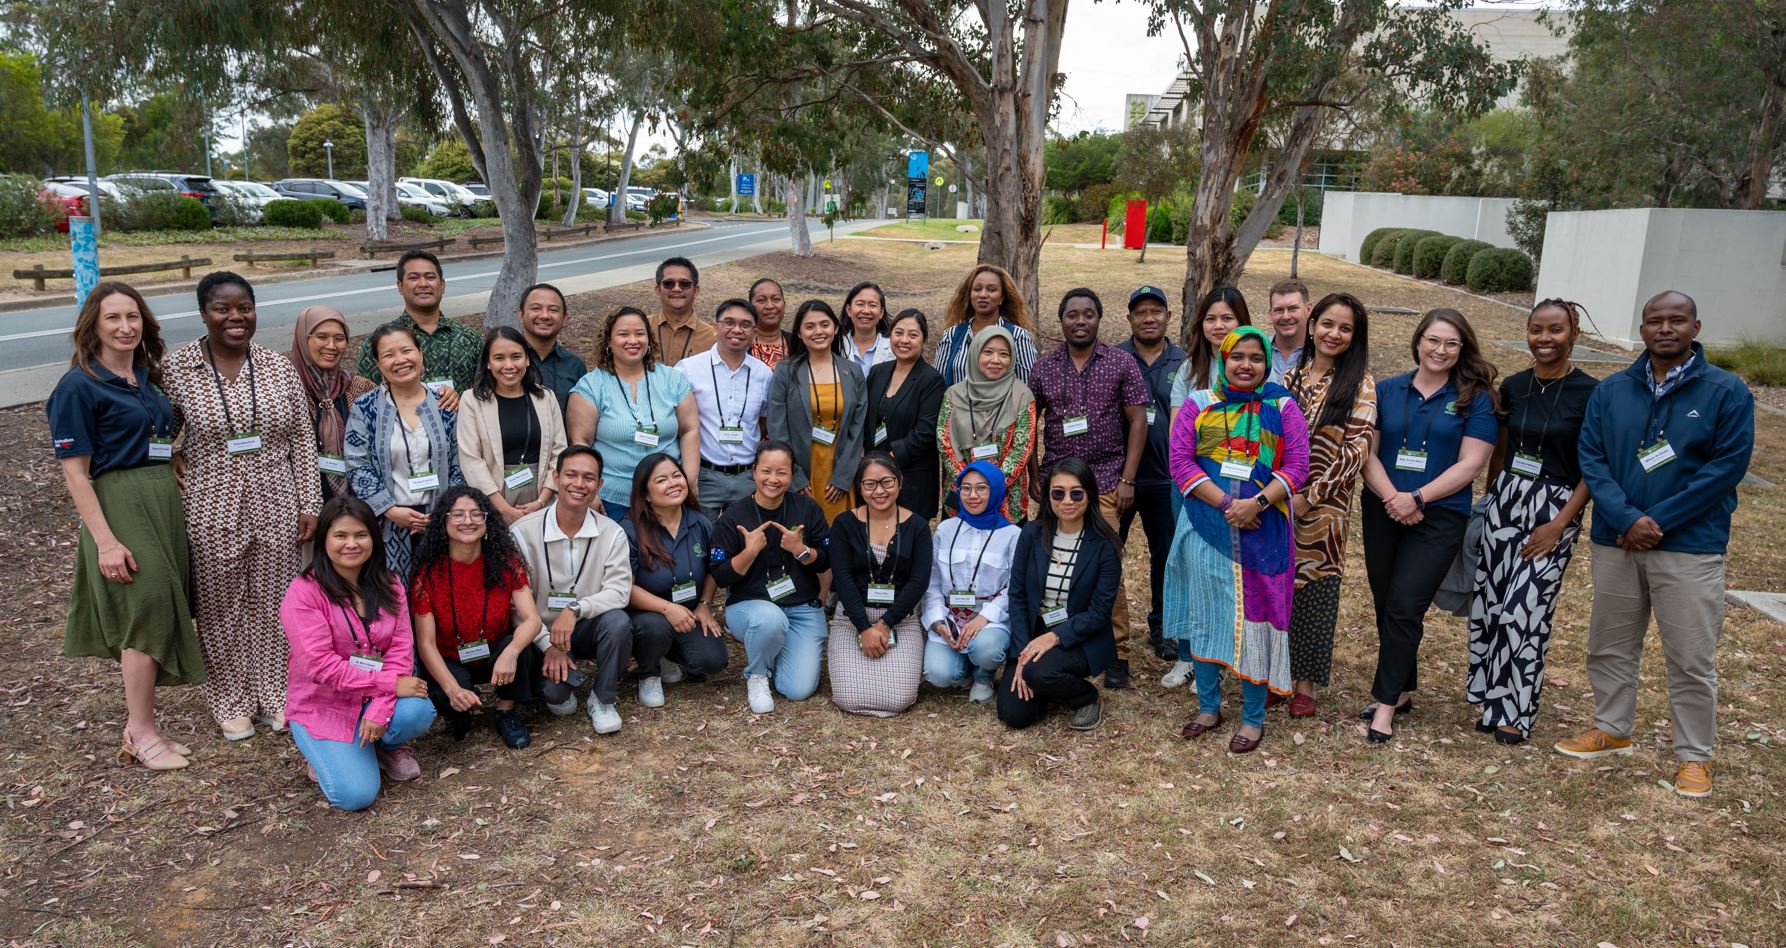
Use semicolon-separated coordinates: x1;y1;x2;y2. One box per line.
493;709;531;749
1104;660;1131;690
446;710;477;741
1474;722;1496;734
1358;700;1414;721
1367;727;1394;744
1493;729;1527;746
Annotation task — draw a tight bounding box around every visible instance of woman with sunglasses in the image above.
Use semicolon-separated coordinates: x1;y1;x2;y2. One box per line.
288;305;376;503
922;463;1021;704
826;453;934;716
937;326;1037;523
1166;327;1310;753
997;457;1122;731
766;299;867;525
1359;309;1498;743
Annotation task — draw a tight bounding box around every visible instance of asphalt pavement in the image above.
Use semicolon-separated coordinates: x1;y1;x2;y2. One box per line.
0;218;868;407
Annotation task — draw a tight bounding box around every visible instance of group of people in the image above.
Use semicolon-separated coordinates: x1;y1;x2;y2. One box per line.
49;246;1753;810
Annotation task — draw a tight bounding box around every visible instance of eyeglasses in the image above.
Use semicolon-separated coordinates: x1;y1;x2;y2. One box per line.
861;476;900;493
958;482;991;496
308;332;348;347
717;318;754;331
1049;488;1088;502
659;279;695;290
1422;336;1463;353
447;510;488;523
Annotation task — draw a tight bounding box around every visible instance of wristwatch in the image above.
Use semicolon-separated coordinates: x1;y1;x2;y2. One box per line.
1411;489;1426;511
1254;494;1271;510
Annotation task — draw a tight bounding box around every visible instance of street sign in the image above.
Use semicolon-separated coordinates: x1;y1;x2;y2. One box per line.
934;176;943;186
823;178;831;190
907;151;928;179
736;173;756;196
948;184;958;193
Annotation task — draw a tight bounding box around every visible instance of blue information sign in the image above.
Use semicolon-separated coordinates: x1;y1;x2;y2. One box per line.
907;151;928;179
736;173;756;196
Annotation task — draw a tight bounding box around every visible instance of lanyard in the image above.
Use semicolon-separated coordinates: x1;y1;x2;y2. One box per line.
947;522;994;593
658;519;697;589
1051;532;1083;571
126;370;173;438
1068;348;1098;418
863;510;901;584
711;357;752;429
809;363;839;429
662;322;695;364
337;602;375;654
753;501;799;574
439;560;482;647
1400;382;1444;453
619;369;656;429
507;394;538;464
398;411;432;475
545;522;597;592
1219;402;1261;466
202;339;258;433
1642;392;1677;451
1516;371;1571;458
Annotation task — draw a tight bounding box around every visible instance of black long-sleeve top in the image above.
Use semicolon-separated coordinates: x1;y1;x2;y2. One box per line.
828;509;934;632
862;360;946;518
711;492;831;608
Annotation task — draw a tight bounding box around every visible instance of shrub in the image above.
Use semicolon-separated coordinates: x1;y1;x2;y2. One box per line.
1103;190;1138;232
115;192;206;231
1391;229;1439;273
647;193;679;224
1440;239;1492;284
1076;182;1120;224
1465;247;1535;293
1368;229;1413;268
263;199;325;228
1228;188;1257;231
471;199;498;218
1041;194;1077;226
1412;235;1462;279
306;198;351;224
1274;186;1323;227
400;204;434;225
1506;198;1550;263
1359;226;1401;262
168;196;211;231
0;174;60;238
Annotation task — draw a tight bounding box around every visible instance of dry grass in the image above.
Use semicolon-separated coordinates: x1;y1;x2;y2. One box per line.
2;238;1783;946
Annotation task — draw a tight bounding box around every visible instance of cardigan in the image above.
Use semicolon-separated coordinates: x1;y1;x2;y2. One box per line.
510;502;634;651
828;509;934;633
862;359;946;519
765;355;868;495
281;573;413;742
456;387;568;499
1005;521;1121;674
344;385;465;517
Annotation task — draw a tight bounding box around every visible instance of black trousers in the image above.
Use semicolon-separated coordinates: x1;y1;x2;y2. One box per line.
425;631;541;718
628;608;728;677
538;609;635;706
1360;493;1468;705
996;644;1096;729
1119;482;1176;647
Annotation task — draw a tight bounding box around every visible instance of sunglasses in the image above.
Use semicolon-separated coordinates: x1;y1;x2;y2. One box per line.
1049;488;1088;503
659;279;695;290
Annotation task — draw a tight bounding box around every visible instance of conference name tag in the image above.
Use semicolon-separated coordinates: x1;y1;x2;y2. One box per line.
812;425;837;446
348;652;385;673
1638;439;1676;473
1062;415;1090;437
407;470;441;493
632;424;660;448
1395;450;1428;473
226;431;264;456
867;582;896;604
457;640;491;662
546;591;578;612
766;573;797;601
947;588;978;609
970;442;1000;461
1041;605;1070;628
1509;452;1544;478
1146;407;1158;426
317;453;347;474
873;423;889;446
670;581;698;604
424;378;453;394
147;437;174;460
504;465;535;490
717;424;745;444
1219;458;1253;480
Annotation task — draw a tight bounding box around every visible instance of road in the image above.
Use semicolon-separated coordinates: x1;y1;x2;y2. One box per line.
0;218;869;407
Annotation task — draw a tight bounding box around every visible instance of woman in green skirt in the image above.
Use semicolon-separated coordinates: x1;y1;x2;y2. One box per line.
48;282;205;771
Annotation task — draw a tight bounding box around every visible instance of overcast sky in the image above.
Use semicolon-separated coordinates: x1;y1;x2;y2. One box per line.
1053;1;1188;136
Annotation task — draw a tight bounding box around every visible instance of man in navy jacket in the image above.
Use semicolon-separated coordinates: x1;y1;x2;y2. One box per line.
1556;290;1753;799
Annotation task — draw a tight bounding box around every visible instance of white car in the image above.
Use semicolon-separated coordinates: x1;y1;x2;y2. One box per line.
394;182;451;217
583;187;611;207
399;177;480;216
215;180;281;222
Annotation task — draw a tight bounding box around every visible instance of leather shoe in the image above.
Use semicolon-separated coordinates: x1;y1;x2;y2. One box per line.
1358;700;1414;721
1265;692;1287;709
1288;693;1317;718
1103;660;1130;690
1493;728;1527;746
1180;713;1223;739
1228;728;1264;754
1366;727;1394;744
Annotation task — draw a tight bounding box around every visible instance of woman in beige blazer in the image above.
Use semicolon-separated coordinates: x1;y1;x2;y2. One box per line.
458;327;569;524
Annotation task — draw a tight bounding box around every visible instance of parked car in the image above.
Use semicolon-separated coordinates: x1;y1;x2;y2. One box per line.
40;181;90;232
398;177;480;217
623;186;657;211
105;172;225;218
214;180;282;223
394;182;452;217
44;175;127;203
460;181;490;199
583;187;611;207
271;178;368;209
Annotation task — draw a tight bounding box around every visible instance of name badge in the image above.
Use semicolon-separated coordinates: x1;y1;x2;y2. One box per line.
317;452;347;474
348;652;385;673
1219;458;1253;481
424;378;453;394
1638;439;1676;473
946;588;977;609
867;582;896;604
407;470;440;493
1062;415;1090;437
1509;452;1543;478
670;581;698;604
457;640;491;662
812;425;837;446
1041;605;1070;628
504;465;535;490
1395;450;1428;473
970;442;1000;461
717;424;745;444
633;424;660;448
226;431;263;456
873;423;889;446
1145;407;1158;426
766;573;797;601
546;591;578;612
147;437;174;460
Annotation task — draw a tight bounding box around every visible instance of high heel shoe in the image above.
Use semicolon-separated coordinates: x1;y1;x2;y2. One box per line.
1358;700;1414;721
119;733;190;771
1366;727;1394;744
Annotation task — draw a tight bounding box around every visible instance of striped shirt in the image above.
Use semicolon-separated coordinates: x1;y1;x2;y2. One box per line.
933;320;1038;387
1042;530;1082;611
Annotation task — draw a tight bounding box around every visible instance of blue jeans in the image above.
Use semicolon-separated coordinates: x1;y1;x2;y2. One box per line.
602;500;629;521
724;599;827;700
1193;660;1267;728
922;623;1011;687
290;697;437;811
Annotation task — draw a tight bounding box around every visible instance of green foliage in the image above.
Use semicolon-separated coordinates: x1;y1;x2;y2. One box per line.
1707;341;1786;388
1359;226;1401;263
1440;239;1492;284
1412;235;1463;279
1045;132;1121;192
1275;187;1323;227
1041;195;1077;226
416;138;477;185
647;193;680;224
1074;183;1120;224
264;199;324;229
113;191;201;231
167;195;210;231
1506;199;1550;262
305;198;351;224
0;52;125;175
288;105;367;179
1465;247;1534;292
1392;229;1440;273
1229;189;1257;231
471;200;499;219
1369;229;1414;269
0;174;60;237
1361;141;1473;195
400;203;434;225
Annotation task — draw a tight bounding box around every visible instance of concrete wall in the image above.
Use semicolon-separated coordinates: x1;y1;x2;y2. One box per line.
1319;191;1520;262
1535;209;1786;348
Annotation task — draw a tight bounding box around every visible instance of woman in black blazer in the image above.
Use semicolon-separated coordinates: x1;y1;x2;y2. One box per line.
998;457;1121;731
862;309;945;518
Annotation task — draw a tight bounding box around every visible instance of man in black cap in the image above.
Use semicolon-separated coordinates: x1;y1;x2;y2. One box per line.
1116;285;1187;660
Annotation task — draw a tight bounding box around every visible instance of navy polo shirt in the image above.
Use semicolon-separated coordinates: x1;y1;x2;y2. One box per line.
1116;338;1187;486
47;364;178;478
621;510;715;601
1373;371;1496;515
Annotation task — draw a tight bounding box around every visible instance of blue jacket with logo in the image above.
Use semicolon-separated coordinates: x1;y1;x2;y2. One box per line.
1577;343;1753;554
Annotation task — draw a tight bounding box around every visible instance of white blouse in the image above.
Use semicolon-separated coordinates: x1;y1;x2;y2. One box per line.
921;518;1022;635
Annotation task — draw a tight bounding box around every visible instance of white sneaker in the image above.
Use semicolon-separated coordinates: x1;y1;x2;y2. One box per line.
546;691;579;716
589;701;623;734
746;675;775;714
639;677;666;708
1161;660;1194;689
660;660;684;684
969;681;995;704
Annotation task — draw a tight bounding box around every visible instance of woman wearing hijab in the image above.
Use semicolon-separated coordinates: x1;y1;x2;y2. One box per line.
936;326;1036;523
1165;326;1310;754
289;306;377;503
921;462;1022;704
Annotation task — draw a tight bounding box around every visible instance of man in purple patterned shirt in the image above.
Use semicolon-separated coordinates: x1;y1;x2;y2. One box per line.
1028;287;1149;687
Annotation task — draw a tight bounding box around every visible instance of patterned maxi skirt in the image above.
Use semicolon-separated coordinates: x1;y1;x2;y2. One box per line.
1162;503;1294;695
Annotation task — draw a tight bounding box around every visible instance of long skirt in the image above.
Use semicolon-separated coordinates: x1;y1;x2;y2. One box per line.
1162;503;1294;695
1466;472;1583;737
827;606;924;717
65;466;206;686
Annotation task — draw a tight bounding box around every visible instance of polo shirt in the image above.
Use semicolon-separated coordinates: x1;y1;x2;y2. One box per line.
570;366;693;506
528;341;588;415
676;348;772;466
47;364;177;477
1269;334;1306;385
652;312;716;367
1116;338;1187;486
1028;342;1149;494
355;311;483;393
1372;371;1497;515
621;510;716;602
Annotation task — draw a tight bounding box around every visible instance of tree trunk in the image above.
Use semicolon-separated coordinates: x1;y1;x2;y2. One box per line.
729;155;738;214
753;160;764;214
609;111;642;226
562;94;584;226
788;178;812;256
360;96;402;242
1736;61;1786;209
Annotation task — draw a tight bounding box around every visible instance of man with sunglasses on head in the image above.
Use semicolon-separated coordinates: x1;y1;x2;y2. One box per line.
651;256;715;367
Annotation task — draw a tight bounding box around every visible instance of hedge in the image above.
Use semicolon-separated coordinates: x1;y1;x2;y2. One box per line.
1369;229;1416;269
1359;226;1402;263
0;174;60;238
169;196;211;231
1440;239;1493;285
264;199;325;228
305;198;351;224
1465;247;1535;293
1412;235;1463;279
400;203;435;225
1392;229;1440;274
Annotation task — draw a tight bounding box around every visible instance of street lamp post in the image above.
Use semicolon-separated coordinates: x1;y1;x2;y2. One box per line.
323;140;334;179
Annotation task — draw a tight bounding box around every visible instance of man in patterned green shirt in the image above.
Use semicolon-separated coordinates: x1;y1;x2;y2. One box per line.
355;250;483;410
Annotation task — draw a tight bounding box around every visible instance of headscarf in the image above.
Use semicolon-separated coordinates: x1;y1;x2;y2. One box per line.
290;305;353;496
1183;326;1297;575
944;325;1034;450
954;461;1011;530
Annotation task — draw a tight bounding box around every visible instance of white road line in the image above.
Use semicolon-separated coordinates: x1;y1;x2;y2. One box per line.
0;225;791;344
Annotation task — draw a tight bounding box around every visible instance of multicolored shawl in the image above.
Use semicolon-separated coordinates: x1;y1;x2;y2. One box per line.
1179;326;1297;575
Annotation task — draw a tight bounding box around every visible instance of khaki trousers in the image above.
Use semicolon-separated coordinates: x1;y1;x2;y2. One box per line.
1097;490;1132;662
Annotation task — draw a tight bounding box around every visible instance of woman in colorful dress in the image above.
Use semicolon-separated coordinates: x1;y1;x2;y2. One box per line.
164;271;321;742
748;278;793;369
766;299;866;524
288;305;375;503
1166;327;1310;754
936;326;1037;522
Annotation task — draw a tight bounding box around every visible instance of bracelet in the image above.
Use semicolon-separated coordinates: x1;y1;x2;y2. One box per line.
1218;495;1234;512
1119;477;1136;486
